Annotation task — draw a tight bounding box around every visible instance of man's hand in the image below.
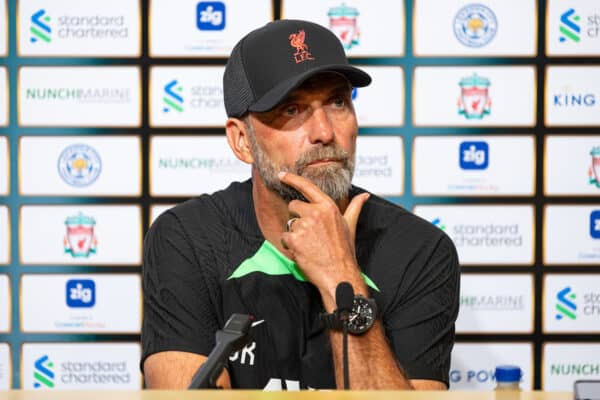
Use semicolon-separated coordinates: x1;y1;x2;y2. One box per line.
278;171;369;309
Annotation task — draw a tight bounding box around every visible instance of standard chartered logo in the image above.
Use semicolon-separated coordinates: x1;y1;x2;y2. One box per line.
33;357;131;387
163;80;184;113
31;9;52;43
451;223;522;247
33;355;55;389
161;80;223;114
560;9;581;43
555;287;577;320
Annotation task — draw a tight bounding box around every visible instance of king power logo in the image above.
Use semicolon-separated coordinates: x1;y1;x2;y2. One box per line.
556;287;577;321
34;355;55;389
31;9;52;43
560;9;581;43
163;80;184;113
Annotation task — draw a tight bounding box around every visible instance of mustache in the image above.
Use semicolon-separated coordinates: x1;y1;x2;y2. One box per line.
295;144;350;173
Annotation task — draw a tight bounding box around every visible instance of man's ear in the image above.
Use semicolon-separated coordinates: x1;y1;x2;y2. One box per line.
225;117;254;164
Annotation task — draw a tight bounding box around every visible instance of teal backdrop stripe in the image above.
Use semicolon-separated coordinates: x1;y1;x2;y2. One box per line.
1;0;599;390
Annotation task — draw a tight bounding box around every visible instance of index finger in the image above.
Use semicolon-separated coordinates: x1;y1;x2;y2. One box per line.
278;171;331;203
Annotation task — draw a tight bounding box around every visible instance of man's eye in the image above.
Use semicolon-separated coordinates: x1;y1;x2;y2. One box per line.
283;105;298;116
332;97;346;108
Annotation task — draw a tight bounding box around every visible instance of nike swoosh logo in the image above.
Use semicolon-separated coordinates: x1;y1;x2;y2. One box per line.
251;319;265;327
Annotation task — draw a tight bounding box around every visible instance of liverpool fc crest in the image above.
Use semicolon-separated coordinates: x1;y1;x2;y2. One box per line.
458;73;491;119
328;3;360;50
64;212;97;258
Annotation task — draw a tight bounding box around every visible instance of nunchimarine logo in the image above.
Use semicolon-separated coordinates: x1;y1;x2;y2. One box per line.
289;29;314;64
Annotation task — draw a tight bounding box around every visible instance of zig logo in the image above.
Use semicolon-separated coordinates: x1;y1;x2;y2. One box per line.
30;9;51;43
555;287;577;320
431;217;446;231
163;80;184;113
559;8;581;43
459;141;489;170
590;210;600;239
66;279;96;308
197;2;226;31
33;355;55;389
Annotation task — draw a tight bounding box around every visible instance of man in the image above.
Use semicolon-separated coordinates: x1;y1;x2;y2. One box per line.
142;19;459;390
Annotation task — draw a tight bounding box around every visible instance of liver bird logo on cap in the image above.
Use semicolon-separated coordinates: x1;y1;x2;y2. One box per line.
289;29;315;63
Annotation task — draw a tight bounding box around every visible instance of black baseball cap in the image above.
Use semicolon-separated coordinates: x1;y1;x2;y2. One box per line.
223;19;372;118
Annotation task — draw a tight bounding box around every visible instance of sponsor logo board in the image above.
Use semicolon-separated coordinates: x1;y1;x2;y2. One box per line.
546;66;600;126
150;0;272;57
413;136;535;196
547;1;600;56
544;205;600;264
0;67;7;126
415;0;536;56
0;205;8;264
19;136;141;196
0;0;6;56
545;136;600;195
150;136;250;196
18;66;141;127
282;0;405;57
150;66;226;127
22;342;141;389
450;342;533;390
0;275;9;332
20;205;141;265
21;274;141;333
414;204;534;265
350;66;404;127
0;136;7;195
0;343;10;389
413;66;535;126
457;274;534;333
353;136;403;196
543;343;600;390
544;274;600;333
18;0;140;56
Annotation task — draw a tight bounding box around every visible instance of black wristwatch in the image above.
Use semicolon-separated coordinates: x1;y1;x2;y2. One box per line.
321;294;378;335
346;294;377;335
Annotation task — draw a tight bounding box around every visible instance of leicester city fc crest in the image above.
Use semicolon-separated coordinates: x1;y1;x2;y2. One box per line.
328;3;360;50
453;4;497;48
589;147;600;188
57;144;102;187
64;212;97;258
457;73;491;119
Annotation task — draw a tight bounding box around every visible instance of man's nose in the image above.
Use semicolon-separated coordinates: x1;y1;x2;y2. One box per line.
308;107;335;144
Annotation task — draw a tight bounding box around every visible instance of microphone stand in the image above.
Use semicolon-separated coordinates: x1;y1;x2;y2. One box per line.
335;282;354;390
187;313;252;389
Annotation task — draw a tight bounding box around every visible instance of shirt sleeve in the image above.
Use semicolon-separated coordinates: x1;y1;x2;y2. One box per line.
140;210;220;371
381;233;460;387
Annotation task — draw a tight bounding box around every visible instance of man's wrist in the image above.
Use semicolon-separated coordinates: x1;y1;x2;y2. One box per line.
318;271;368;313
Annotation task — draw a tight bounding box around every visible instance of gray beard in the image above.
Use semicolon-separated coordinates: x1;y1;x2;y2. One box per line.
246;126;355;202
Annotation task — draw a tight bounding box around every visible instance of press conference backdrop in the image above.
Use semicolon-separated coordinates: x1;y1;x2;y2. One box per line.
0;0;599;391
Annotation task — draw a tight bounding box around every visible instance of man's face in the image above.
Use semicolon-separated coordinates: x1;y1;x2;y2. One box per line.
245;73;358;202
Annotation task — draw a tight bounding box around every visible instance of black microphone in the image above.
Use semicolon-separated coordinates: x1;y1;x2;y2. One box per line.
188;313;252;389
336;282;354;390
336;282;355;314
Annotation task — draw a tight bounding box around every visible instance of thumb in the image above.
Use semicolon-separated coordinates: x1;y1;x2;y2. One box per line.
343;192;370;241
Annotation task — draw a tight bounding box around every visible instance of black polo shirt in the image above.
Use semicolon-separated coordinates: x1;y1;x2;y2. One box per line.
141;179;459;389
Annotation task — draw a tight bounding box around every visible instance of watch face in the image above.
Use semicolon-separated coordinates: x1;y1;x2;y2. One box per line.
347;296;376;335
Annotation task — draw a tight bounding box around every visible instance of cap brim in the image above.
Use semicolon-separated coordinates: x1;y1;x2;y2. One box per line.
247;64;371;114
